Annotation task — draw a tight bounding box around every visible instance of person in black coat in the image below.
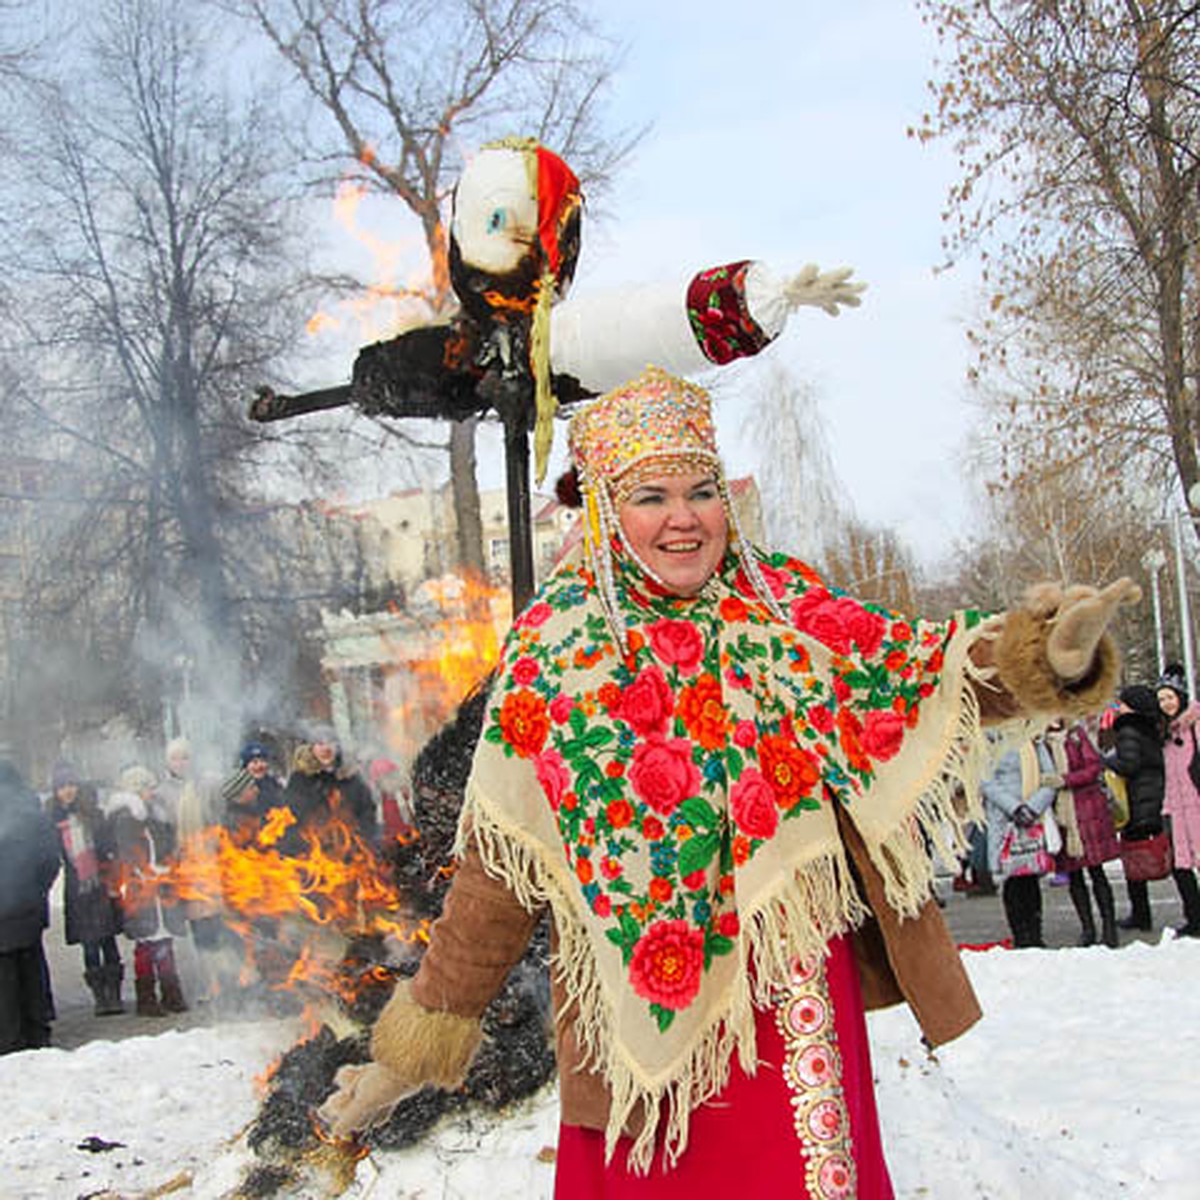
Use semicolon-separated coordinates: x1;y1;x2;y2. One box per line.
45;763;125;1015
281;726;378;855
1106;685;1167;931
0;751;61;1054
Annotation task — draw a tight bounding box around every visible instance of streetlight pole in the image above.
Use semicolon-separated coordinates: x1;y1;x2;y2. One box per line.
1143;547;1167;676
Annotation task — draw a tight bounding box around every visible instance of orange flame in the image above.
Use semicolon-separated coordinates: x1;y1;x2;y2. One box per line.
112;804;430;1007
382;572;509;759
306;173;438;342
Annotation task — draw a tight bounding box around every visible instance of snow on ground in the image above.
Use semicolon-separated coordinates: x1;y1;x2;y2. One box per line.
3;937;1197;1199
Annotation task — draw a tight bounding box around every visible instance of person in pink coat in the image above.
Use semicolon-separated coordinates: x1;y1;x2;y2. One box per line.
1155;665;1200;937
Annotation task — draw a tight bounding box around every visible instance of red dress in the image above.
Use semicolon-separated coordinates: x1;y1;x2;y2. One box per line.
555;936;894;1199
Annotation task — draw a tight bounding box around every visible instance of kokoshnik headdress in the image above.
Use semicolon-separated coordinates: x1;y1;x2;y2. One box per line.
566;366;785;645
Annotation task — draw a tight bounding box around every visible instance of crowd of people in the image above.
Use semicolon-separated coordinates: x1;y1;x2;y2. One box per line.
0;724;415;1055
965;663;1200;952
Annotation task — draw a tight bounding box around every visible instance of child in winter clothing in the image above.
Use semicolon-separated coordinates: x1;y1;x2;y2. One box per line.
46;762;125;1014
108;765;189;1016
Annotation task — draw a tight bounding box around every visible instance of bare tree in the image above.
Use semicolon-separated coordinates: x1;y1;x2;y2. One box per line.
223;0;640;575
913;1;1200;521
5;0;314;747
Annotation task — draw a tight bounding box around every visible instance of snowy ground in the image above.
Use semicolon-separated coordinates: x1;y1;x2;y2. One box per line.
3;934;1197;1199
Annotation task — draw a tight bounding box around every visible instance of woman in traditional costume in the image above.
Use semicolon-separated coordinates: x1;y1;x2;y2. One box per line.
321;367;1136;1197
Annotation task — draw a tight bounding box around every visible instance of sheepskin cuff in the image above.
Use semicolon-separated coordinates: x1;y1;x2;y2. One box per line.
370;980;483;1091
992;611;1120;719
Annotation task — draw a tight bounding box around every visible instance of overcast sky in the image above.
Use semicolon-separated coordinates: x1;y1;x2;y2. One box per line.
306;1;986;572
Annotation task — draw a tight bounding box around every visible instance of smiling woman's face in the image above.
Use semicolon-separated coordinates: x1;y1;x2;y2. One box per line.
617;470;728;596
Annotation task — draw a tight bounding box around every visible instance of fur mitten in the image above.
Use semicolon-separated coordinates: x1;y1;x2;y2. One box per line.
992;578;1140;718
317;981;483;1138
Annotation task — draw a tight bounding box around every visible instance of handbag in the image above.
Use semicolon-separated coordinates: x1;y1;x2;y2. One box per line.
999;821;1055;878
1103;770;1130;830
1119;830;1172;882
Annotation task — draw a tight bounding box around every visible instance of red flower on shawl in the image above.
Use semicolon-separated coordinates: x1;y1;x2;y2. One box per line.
861;710;906;762
677;672;729;750
520;601;553;629
534;748;570;809
730;767;779;839
629;919;705;1011
628;736;701;816
837;598;886;657
790;589;851;654
511;656;540;686
719;596;748;622
605;798;635;829
499;689;550;758
808;704;835;734
550;693;574;724
836;709;871;773
646;618;705;675
758;734;820;808
617;664;674;736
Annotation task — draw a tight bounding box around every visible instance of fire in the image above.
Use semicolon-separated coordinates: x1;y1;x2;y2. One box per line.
113;804;430;1007
382;571;509;758
305;173;435;342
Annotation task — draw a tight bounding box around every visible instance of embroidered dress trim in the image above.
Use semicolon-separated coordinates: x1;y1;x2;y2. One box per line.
777;955;856;1199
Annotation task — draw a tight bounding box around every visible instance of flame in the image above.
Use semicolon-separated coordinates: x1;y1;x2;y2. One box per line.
306;172;438;342
112;803;430;1008
382;571;509;759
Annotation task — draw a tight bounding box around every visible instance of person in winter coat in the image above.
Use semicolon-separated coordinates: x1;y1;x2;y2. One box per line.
316;366;1138;1194
281;727;378;855
1154;666;1200;937
221;740;285;837
45;762;125;1015
158;738;225;1004
1044;719;1121;947
982;737;1059;948
0;749;61;1054
1106;685;1169;932
109;765;189;1017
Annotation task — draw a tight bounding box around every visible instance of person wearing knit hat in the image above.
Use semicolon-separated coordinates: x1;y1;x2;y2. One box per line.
1155;668;1200;937
108;764;189;1017
222;740;284;836
46;762;126;1015
320;366;1141;1191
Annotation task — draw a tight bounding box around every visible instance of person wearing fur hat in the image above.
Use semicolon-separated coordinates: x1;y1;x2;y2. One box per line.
0;752;60;1054
1155;666;1200;936
1106;685;1169;932
108;765;189;1017
280;726;377;855
319;366;1139;1193
46;762;126;1015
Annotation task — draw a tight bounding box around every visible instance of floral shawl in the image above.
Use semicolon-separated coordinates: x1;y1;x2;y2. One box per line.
460;545;993;1170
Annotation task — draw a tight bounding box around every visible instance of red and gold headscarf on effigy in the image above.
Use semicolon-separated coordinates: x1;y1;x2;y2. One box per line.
459;367;994;1171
